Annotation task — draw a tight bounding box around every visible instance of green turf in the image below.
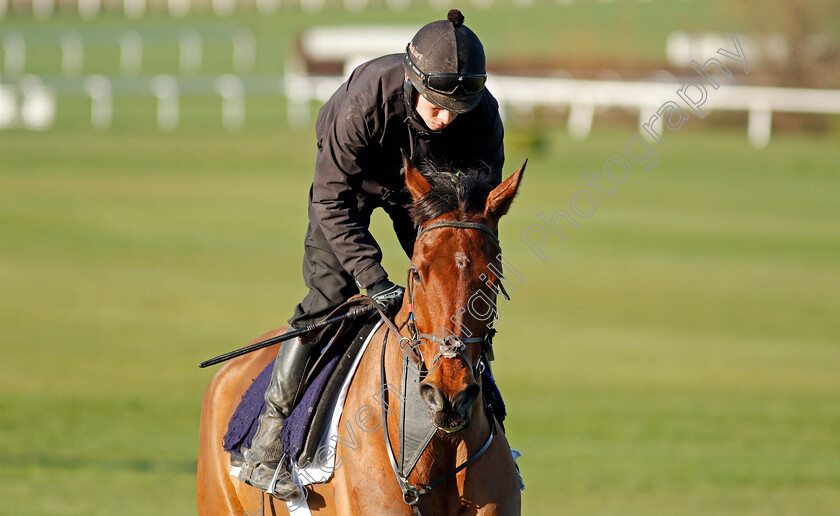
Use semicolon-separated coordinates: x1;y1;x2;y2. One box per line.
1;114;839;514
2;2;840;514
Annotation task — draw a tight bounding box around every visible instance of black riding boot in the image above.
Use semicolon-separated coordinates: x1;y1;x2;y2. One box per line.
238;335;317;497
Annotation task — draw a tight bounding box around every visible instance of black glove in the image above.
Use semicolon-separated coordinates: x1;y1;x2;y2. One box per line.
368;279;406;318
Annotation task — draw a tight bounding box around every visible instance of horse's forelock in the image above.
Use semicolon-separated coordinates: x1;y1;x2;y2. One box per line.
409;163;496;225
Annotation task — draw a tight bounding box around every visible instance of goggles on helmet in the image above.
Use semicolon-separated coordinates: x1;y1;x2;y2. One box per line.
406;45;487;96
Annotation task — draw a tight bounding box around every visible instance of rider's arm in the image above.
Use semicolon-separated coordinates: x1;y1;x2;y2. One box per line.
311;99;389;290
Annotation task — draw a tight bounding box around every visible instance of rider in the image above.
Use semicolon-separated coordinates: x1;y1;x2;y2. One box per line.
238;9;505;496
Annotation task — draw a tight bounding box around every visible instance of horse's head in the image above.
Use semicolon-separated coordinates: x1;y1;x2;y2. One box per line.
401;153;525;432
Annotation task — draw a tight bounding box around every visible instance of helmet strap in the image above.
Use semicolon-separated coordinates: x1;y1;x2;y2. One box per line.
403;79;419;118
403;77;443;135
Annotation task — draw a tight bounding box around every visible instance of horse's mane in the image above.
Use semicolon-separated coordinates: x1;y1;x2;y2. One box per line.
410;162;496;225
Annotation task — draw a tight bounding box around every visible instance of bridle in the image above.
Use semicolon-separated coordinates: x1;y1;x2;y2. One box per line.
377;219;507;514
405;220;507;378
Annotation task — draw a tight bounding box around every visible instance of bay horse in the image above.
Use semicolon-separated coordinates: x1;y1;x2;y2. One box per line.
198;156;525;515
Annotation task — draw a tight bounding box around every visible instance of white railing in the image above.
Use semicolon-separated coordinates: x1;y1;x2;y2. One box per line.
4;19;838;144
2;26;256;77
4;69;839;144
281;72;840;148
0;78;56;130
5;71;838;144
0;74;283;131
492;76;840;148
0;0;681;20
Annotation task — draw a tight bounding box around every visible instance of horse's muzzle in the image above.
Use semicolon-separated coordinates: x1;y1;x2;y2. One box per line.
419;381;480;432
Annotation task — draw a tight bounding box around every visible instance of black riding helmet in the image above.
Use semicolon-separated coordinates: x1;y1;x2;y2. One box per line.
404;9;487;114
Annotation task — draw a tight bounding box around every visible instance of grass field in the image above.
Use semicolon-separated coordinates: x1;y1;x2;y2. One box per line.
2;105;839;514
2;2;840;514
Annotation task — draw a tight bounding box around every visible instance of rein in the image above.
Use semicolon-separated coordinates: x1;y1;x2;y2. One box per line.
376;219;503;514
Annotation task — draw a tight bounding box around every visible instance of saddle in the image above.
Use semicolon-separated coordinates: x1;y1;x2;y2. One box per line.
223;296;379;466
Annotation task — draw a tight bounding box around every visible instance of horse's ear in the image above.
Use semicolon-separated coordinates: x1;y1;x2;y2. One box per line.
485;159;526;221
402;150;431;201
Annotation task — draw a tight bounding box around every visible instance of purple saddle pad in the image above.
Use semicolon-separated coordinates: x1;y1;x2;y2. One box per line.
222;351;343;459
224;346;341;459
222;360;273;455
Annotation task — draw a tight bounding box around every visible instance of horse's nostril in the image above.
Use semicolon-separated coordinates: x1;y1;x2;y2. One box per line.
453;383;481;416
419;382;446;412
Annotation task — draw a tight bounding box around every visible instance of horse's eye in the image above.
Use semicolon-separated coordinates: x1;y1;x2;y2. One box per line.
412;269;422;284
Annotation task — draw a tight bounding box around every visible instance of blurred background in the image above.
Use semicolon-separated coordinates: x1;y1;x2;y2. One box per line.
1;0;839;514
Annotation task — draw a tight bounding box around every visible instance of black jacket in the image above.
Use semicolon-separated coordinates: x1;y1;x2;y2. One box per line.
310;53;505;290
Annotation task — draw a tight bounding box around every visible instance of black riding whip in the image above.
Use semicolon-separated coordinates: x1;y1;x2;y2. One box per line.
198;304;377;368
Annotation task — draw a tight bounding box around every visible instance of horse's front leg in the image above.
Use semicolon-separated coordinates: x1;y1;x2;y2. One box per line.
461;422;522;516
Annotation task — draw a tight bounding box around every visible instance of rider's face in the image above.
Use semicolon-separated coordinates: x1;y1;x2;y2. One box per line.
414;94;457;132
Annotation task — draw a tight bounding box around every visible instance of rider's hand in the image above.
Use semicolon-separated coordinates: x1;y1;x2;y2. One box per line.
368;279;406;318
